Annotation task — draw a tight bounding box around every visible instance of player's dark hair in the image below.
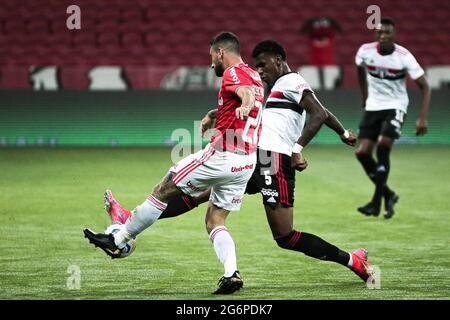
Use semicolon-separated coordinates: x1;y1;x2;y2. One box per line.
252;40;287;61
380;17;395;27
210;31;240;54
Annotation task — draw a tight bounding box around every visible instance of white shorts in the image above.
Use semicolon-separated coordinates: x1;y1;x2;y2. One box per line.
169;144;256;211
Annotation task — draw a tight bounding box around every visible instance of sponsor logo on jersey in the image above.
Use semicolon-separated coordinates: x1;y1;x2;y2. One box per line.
218;97;223;106
229;67;240;85
231;164;254;172
261;188;279;197
296;83;310;93
250;71;262;81
251;85;264;97
231;196;242;204
186;181;200;192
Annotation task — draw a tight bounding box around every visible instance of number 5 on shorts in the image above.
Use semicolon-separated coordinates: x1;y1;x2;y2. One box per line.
264;170;272;185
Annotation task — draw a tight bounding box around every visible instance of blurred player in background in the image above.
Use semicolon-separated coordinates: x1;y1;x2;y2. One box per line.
300;16;341;66
85;32;265;294
106;40;375;284
355;17;430;218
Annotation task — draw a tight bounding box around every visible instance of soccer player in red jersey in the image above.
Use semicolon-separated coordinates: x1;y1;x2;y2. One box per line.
85;32;264;294
106;40;375;285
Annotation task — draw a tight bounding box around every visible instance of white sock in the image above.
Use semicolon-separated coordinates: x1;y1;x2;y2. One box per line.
115;195;167;247
209;226;237;277
347;252;353;268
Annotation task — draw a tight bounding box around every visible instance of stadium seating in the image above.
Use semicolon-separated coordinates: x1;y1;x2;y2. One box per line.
0;0;449;88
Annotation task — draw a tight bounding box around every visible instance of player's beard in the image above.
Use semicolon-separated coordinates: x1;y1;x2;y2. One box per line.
214;62;225;77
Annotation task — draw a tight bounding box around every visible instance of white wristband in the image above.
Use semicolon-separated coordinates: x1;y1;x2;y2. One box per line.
341;130;350;139
292;143;303;154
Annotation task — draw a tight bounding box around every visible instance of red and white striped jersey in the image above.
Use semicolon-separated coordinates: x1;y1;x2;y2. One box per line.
210;63;264;154
258;72;312;156
355;42;424;113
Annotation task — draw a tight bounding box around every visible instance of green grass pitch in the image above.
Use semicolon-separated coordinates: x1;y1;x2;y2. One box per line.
1;146;449;300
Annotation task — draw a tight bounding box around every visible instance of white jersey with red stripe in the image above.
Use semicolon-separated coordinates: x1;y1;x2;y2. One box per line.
210;63;264;154
257;72;312;156
355;42;424;113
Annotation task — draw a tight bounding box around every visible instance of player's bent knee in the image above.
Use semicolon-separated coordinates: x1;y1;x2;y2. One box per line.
205;217;225;234
205;215;227;234
355;149;371;159
377;140;392;150
152;181;180;203
151;183;167;200
274;230;296;249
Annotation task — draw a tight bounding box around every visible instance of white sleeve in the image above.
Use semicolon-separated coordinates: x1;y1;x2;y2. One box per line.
355;46;365;66
403;51;424;80
281;74;313;104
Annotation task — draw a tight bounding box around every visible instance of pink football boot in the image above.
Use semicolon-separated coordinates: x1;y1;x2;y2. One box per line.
351;248;374;282
104;189;132;224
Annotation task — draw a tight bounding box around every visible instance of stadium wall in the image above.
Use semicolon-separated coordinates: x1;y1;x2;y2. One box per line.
0;89;449;146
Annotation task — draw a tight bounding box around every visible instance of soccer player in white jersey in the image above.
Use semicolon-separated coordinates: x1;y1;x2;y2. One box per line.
355;17;430;218
84;32;264;294
106;40;376;284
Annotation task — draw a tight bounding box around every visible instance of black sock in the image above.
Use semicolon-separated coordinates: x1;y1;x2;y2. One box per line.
356;151;377;182
275;231;350;266
356;151;393;198
373;145;391;204
159;195;198;219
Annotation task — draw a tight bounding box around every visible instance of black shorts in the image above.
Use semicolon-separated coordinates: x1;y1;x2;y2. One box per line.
358;109;405;141
245;149;295;208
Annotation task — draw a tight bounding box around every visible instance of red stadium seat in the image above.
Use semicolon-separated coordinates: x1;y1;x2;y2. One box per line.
3;17;27;34
97;32;120;47
0;0;449;88
72;32;96;47
26;19;50;33
0;65;30;88
46;36;72;50
120;8;143;23
95;20;119;32
121;32;143;47
60;65;90;89
118;20;147;34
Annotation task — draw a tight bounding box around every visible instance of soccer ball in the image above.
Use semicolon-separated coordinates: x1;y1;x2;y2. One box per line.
104;224;137;259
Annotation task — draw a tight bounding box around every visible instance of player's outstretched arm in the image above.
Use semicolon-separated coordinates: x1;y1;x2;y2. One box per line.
323;108;357;147
414;75;431;136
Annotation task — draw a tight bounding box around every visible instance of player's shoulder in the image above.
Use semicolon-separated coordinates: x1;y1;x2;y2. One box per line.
394;43;414;57
277;72;306;85
237;63;262;81
228;63;252;75
275;72;310;91
225;63;260;82
272;72;311;93
358;41;378;52
222;64;243;86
